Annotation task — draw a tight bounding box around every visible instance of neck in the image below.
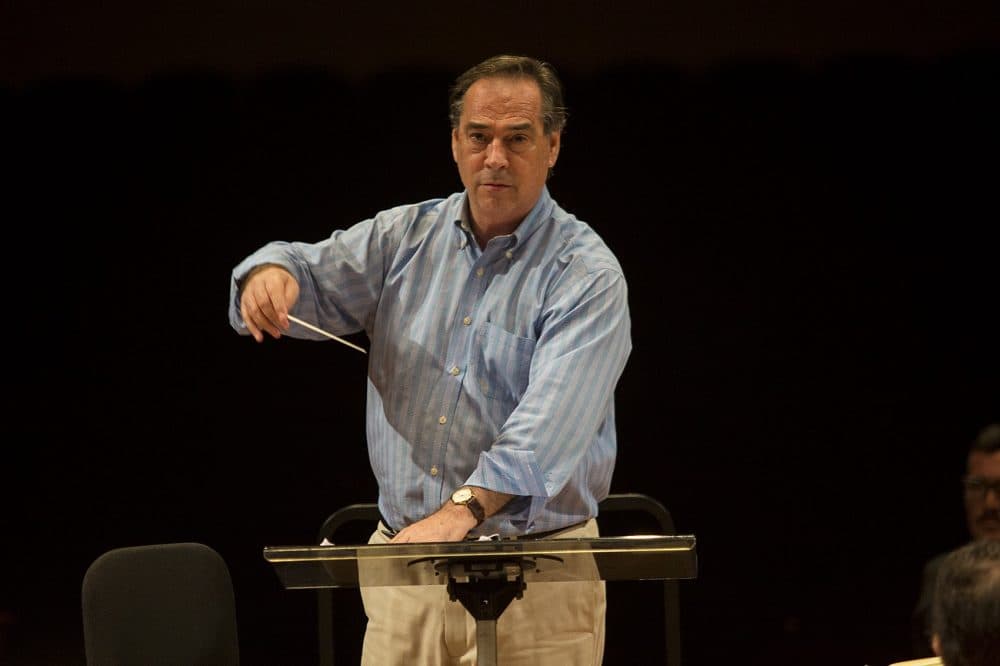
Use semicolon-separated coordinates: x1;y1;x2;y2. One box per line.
470;217;519;249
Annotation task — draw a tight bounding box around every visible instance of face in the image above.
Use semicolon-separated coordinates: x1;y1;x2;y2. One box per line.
964;450;1000;540
451;76;560;237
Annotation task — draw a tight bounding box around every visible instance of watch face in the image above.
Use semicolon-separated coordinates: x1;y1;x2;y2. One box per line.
452;487;473;503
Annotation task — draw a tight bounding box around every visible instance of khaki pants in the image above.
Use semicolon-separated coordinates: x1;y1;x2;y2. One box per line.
360;519;606;666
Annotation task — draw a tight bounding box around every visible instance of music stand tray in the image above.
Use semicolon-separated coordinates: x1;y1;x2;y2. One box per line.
264;535;697;666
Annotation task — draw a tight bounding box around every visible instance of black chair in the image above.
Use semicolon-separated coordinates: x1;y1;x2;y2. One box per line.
316;492;682;666
82;542;240;666
316;504;382;666
597;492;682;666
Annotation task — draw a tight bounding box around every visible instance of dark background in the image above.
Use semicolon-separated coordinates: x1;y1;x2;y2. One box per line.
3;2;998;665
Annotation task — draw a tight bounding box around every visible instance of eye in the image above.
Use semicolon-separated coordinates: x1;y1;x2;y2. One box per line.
468;132;488;145
506;134;532;153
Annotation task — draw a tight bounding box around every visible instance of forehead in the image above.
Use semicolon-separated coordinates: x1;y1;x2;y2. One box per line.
460;76;543;126
968;450;1000;477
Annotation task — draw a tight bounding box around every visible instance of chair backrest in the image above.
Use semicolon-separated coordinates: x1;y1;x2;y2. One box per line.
82;542;240;666
316;503;381;666
315;493;683;666
596;493;682;666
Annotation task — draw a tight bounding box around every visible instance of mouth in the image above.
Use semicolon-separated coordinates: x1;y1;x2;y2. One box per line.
977;514;1000;527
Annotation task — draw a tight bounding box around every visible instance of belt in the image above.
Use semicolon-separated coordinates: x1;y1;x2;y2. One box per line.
378;512;399;538
509;520;589;540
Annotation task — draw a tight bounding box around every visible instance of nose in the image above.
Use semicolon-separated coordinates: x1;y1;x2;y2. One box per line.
484;138;508;169
986;487;1000;508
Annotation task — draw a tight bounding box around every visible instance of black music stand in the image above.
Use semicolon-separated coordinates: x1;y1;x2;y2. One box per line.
264;534;697;666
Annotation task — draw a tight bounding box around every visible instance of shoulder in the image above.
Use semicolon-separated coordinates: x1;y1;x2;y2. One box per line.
920;546;966;588
373;195;454;230
364;195;460;253
545;201;625;278
924;544;967;572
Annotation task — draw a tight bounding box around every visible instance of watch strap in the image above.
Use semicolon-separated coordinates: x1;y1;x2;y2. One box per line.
463;496;486;526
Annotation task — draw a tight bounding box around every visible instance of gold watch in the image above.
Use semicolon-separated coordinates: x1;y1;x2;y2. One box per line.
450;487;486;526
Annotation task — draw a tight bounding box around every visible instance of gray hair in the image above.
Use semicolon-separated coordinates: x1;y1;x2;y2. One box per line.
448;55;568;134
932;539;1000;666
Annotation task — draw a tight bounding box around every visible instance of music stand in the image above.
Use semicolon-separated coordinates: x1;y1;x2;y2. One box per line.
264;534;697;666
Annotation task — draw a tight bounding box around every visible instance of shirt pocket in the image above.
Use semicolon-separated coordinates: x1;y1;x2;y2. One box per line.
474;321;536;405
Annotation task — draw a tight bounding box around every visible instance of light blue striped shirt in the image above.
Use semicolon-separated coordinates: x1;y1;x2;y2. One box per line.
230;187;632;536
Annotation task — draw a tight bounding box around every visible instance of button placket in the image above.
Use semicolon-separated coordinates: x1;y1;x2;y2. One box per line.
431;229;486;501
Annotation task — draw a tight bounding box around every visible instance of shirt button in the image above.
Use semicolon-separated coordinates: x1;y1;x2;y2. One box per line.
463;316;472;326
430;466;439;476
505;250;513;259
439;415;447;425
480;379;489;392
450;366;461;376
476;267;484;277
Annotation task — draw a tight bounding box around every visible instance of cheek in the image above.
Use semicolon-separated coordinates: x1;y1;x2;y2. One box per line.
457;156;482;184
461;151;484;167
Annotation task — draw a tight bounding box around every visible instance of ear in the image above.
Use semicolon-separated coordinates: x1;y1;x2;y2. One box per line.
932;633;941;656
451;128;460;163
547;131;561;168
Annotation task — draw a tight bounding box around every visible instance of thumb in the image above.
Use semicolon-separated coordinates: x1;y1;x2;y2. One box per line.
281;275;301;321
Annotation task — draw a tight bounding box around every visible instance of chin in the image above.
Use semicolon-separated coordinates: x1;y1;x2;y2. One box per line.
974;527;1000;541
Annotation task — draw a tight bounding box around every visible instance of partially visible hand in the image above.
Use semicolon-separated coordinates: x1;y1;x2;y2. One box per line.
239;265;300;342
390;503;477;544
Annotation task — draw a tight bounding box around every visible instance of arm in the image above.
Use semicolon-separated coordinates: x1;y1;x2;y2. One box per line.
390;487;513;543
468;265;632;522
228;211;402;341
398;264;631;542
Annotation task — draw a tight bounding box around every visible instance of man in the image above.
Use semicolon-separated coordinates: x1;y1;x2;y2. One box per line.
912;423;1000;656
930;539;1000;666
230;55;631;665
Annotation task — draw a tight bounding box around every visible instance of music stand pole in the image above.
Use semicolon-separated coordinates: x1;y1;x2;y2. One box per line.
443;558;528;666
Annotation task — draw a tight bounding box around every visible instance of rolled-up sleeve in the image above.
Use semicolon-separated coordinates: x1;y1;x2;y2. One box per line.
228;212;404;339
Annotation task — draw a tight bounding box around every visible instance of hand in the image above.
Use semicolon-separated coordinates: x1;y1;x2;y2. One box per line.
239;264;300;342
390;502;477;544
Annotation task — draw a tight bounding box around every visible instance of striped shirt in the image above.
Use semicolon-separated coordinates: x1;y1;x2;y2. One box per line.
229;187;632;536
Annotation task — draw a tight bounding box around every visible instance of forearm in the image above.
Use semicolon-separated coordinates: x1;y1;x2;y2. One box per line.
229;232;379;338
469;486;515;519
390;486;515;543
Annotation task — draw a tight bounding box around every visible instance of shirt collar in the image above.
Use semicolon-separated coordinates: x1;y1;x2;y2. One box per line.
451;186;554;250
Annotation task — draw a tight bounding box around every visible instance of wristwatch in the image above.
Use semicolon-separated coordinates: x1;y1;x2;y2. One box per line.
450;487;486;526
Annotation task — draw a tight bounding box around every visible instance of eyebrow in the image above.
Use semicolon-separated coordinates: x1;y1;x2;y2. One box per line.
465;121;535;131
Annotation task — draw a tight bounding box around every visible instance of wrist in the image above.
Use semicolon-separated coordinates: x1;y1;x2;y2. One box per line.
443;501;479;533
450;486;486;527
